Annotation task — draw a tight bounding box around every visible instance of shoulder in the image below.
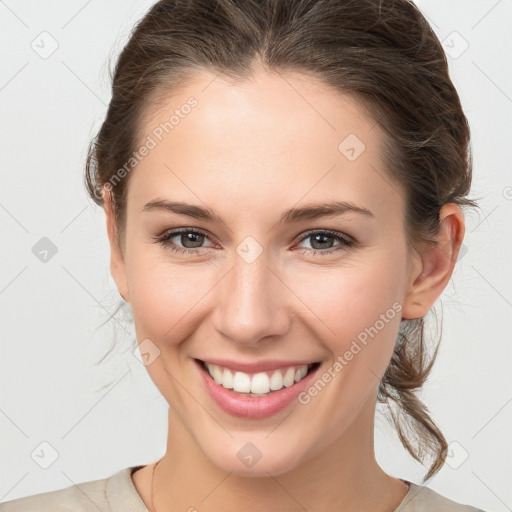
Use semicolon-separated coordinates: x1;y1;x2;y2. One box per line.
0;476;109;512
397;482;487;512
0;466;146;512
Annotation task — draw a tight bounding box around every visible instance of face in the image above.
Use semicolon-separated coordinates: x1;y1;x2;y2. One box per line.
107;68;428;477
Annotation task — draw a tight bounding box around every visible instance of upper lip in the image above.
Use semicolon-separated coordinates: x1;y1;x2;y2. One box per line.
197;358;320;374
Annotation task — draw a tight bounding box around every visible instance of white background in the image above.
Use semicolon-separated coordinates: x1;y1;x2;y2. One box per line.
1;1;511;510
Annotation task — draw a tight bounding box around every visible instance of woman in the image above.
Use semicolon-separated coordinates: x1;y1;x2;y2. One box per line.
1;0;486;510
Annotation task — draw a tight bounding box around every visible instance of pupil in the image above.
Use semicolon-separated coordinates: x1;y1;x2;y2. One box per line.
183;232;203;248
312;234;333;249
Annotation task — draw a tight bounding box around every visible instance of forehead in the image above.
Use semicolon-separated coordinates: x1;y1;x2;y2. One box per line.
128;69;403;223
140;68;376;147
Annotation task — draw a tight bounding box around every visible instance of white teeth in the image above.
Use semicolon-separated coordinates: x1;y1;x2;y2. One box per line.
269;370;283;391
204;362;312;395
212;365;223;385
250;372;270;394
222;368;234;389
282;367;296;387
233;371;251;393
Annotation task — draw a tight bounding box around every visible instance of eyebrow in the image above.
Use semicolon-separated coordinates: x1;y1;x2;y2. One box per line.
142;198;374;225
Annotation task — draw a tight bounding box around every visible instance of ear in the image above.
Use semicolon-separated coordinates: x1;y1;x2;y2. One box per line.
402;203;465;320
103;186;130;303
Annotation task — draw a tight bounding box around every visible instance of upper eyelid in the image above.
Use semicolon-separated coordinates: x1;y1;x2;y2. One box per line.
297;229;353;242
160;227;216;245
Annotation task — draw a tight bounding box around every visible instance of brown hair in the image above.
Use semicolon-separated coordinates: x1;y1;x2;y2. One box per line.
85;0;479;482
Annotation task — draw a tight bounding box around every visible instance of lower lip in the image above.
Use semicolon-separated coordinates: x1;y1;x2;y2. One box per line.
195;359;320;419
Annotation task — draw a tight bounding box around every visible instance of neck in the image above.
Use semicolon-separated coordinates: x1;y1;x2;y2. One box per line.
150;396;408;512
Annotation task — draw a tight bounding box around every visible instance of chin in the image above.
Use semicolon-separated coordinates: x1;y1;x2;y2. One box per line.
201;435;307;477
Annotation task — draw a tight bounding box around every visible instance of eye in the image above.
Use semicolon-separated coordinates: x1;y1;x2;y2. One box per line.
294;229;355;256
154;228;215;255
153;228;355;257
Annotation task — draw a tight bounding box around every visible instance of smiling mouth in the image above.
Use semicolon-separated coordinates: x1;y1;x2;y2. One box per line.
196;359;321;397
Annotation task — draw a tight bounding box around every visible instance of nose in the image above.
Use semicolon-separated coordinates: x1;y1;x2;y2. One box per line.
213;250;291;347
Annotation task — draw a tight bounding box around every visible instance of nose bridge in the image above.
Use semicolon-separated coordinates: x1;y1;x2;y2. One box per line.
214;245;289;345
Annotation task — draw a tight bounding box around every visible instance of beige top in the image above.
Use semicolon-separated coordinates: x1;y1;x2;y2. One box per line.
0;465;485;511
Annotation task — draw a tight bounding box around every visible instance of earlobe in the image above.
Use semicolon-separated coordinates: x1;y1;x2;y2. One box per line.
103;186;130;303
401;203;465;320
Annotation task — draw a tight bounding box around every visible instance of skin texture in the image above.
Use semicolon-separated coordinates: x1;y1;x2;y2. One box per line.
104;67;465;512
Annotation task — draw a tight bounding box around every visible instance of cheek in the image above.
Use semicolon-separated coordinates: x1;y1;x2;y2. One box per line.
126;235;407;356
289;251;405;366
296;257;402;327
125;251;216;342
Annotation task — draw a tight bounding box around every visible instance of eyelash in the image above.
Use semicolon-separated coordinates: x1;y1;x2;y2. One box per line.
153;228;355;257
